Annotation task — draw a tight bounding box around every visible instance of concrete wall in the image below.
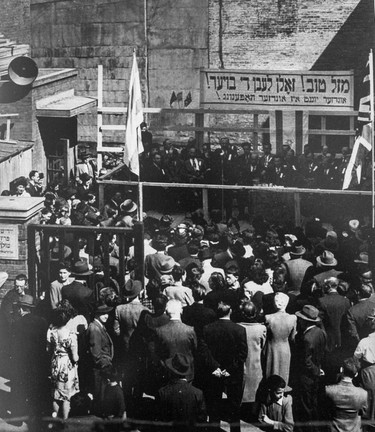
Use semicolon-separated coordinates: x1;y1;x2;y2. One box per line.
1;0;31;44
29;0;209;145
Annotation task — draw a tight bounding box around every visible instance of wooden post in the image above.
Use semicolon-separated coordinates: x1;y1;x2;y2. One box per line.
195;112;204;150
98;183;105;211
294;192;301;227
134;222;144;288
97;65;103;171
27;225;37;299
202;188;209;221
138;182;143;221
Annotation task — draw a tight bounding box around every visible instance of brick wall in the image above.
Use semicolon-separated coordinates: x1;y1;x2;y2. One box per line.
1;0;30;44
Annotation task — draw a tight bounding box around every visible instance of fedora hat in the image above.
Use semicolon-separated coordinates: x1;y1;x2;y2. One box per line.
295;305;321;322
80;172;92;183
165;353;192;377
354;252;369;265
360;270;372;281
316;250;337;267
159;256;176;274
17;294;35;308
71;260;93;276
349;219;360;231
94;304;113;316
120;199;137;215
199;247;213;261
123;279;142;299
290;243;306;257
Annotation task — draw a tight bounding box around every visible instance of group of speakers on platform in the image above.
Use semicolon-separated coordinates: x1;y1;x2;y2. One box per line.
140;136;355;191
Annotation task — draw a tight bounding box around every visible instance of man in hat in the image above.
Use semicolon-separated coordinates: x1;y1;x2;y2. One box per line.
199;295;248;432
155;353;207;432
283;242;312;294
11;294;49;417
301;250;340;292
113;279;150;415
116;199;138;228
75;152;95;185
212;239;246;270
77;172;94;199
145;234;177;281
168;225;190;262
292;305;327;431
86;303;114;415
0;274;30;328
61;265;95;320
325;357;367;432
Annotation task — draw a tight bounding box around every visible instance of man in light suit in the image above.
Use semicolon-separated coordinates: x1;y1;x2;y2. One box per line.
86;304;114;415
199;293;248;432
325;357;367;432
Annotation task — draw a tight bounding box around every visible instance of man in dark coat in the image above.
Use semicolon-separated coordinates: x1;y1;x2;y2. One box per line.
155;353;207;432
11;295;49;417
345;283;375;349
86;304;114;415
152;299;197;383
318;277;351;353
61;277;95;321
199;294;248;432
292;305;327;432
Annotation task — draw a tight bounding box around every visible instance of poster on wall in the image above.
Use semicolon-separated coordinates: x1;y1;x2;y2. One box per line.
200;69;354;110
0;224;19;260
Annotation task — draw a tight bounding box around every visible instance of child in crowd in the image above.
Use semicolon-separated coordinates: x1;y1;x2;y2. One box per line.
258;374;294;432
101;367;126;420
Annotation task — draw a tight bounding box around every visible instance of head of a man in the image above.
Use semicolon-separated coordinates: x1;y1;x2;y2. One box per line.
14;274;28;295
58;262;71;283
165;299;183;319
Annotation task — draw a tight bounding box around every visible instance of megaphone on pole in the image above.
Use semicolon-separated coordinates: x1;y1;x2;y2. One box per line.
8;56;38;86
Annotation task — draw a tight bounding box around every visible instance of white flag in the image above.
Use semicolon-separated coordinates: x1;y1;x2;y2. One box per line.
124;52;144;176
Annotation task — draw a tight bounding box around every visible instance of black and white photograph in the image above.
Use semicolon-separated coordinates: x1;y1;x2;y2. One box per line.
0;1;375;431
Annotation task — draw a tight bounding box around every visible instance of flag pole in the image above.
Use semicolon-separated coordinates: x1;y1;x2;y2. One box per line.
370;49;375;228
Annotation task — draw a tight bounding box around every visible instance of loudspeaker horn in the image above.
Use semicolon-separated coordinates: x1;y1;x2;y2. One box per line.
8;56;38;86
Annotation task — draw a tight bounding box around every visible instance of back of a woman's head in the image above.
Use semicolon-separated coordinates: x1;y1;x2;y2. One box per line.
51;303;73;327
208;272;226;291
248;260;269;285
185;262;202;281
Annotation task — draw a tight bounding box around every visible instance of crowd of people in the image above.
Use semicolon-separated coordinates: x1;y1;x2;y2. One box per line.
0;204;375;432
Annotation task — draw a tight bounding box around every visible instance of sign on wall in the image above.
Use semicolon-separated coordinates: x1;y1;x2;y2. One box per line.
0;224;19;260
200;69;354;110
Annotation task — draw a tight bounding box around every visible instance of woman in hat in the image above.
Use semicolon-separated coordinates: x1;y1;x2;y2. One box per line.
47;301;80;419
264;292;296;386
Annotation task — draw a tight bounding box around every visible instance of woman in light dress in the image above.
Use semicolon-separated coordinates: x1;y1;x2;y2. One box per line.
238;300;267;420
47;300;80;419
265;292;297;385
